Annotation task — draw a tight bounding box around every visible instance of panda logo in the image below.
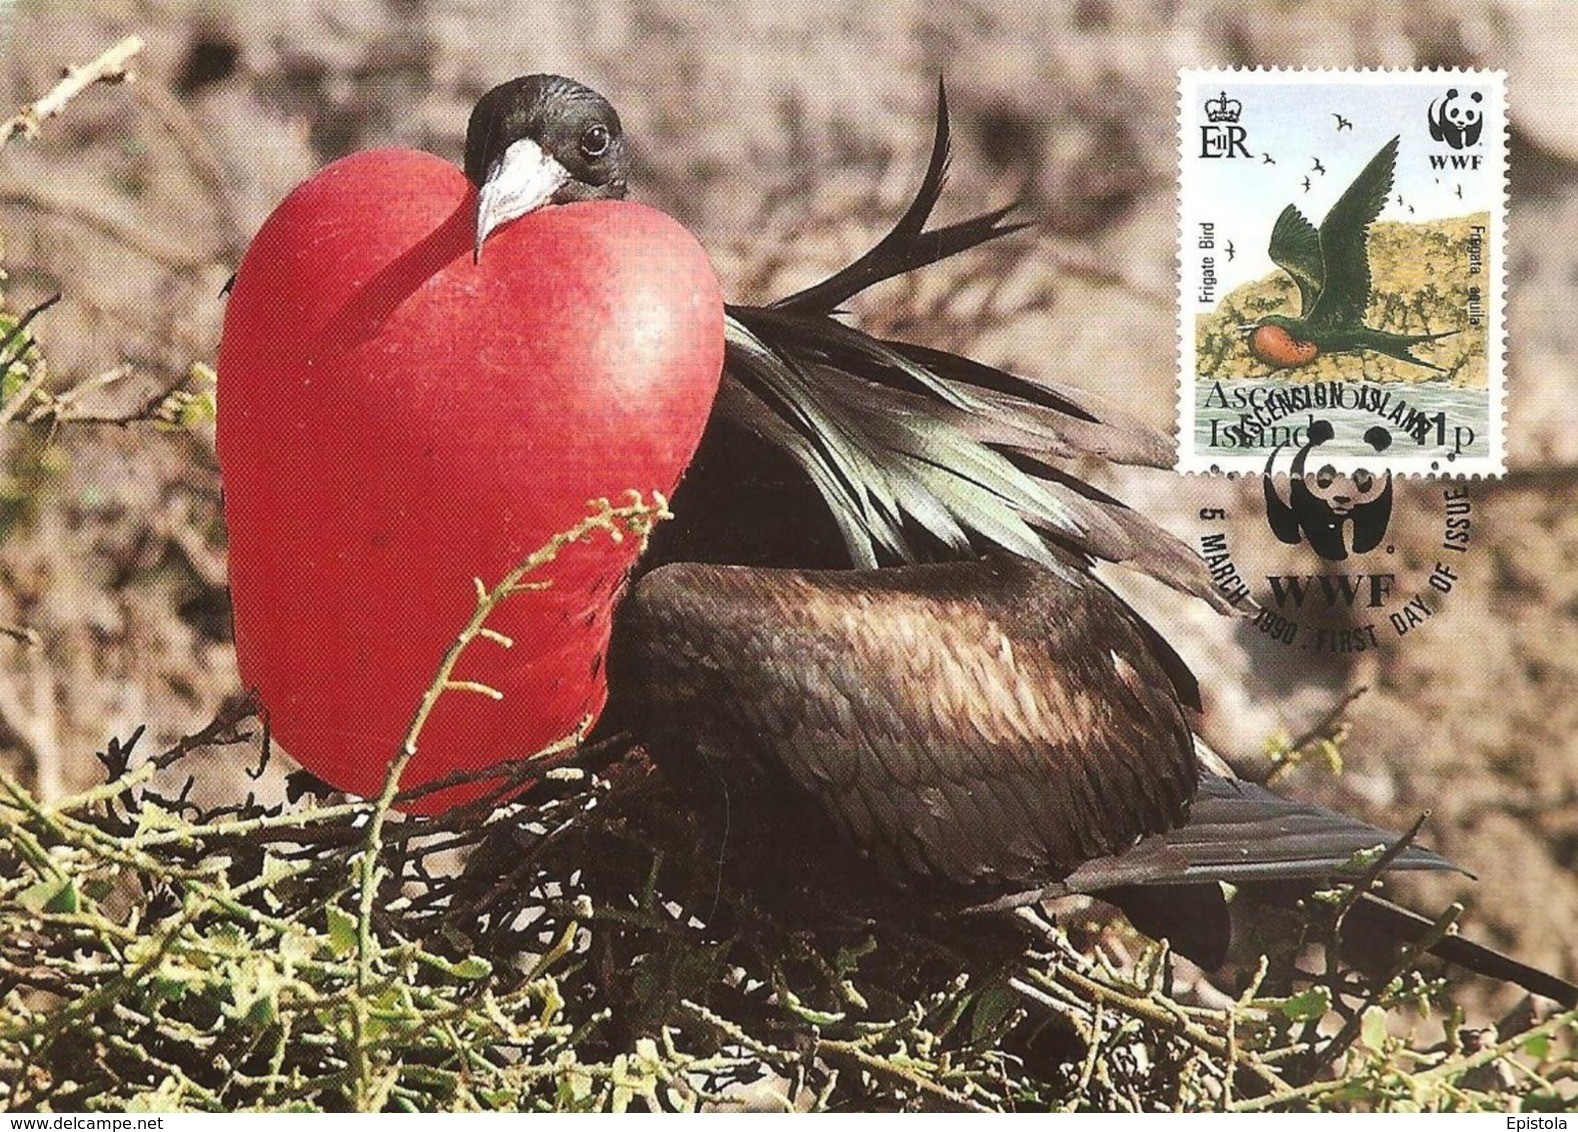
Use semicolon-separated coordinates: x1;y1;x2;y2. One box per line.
1428;88;1484;150
1264;420;1394;562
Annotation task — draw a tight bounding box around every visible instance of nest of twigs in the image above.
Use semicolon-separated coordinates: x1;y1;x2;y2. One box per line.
1;511;1574;1111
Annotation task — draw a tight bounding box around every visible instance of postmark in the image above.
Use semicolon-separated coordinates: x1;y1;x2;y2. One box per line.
1196;453;1475;657
1177;69;1507;476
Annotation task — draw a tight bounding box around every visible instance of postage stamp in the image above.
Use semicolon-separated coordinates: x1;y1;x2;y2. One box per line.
1176;69;1507;477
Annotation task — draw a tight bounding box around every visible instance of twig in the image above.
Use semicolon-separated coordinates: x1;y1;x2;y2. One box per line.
0;293;60;365
1276;813;1433;1063
817;1037;989;1112
0;625;41;649
1329;812;1431;947
393;490;669;772
131;82;248;256
1020;965;1288;1097
44;696;254;816
1305;901;1462;1083
347;490;671;1109
27;367;213;433
1011;908;1291;1099
26;364;133;424
1261;685;1368;787
0;36;144;147
0;645;66;803
1413;1007;1578;1087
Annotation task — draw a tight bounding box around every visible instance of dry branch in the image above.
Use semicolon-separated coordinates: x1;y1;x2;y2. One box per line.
0;36;144;148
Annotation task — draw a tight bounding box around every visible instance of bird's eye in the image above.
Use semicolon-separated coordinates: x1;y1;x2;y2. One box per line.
580;124;611;159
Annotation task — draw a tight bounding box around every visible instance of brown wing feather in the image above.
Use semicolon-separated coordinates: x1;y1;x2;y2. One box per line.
607;553;1197;894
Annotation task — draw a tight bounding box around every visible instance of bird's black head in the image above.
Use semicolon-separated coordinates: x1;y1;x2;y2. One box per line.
464;74;630;261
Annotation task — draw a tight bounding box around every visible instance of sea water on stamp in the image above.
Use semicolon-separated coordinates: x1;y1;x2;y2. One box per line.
1176;68;1506;475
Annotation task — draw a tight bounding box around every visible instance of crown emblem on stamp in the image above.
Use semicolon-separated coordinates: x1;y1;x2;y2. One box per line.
1204;92;1242;123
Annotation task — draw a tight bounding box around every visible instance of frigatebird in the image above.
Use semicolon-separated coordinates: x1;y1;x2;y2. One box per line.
1247;138;1458;373
1225;239;1235;262
1301;175;1311;192
1333;114;1352;131
1311;157;1326;175
452;77;1575;1002
1261;153;1275;165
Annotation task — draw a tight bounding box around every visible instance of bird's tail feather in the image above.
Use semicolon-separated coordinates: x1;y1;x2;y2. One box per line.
1341;892;1578;1007
1097;883;1578;1006
1360;327;1460;373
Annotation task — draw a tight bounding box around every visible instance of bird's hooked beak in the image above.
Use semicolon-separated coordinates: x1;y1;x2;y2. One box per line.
1235;323;1258;333
474;137;571;263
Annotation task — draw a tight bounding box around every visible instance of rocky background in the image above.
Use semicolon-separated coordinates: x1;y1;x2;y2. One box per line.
0;0;1574;1011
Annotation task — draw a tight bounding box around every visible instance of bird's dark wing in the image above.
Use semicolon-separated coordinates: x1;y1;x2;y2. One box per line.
607;554;1198;894
1267;205;1324;317
678;81;1235;612
610;557;1460;903
1307;136;1398;329
606;561;1574;1002
1051;769;1461;895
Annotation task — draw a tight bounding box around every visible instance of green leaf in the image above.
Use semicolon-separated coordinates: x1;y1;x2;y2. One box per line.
480;1087;517;1108
231;972;281;1027
149;974;189;1003
1360;1005;1389;1052
1340;844;1389;875
260;851;296;885
277;927;316;966
1274;985;1333;1023
970;986;1019;1044
180;389;217;428
445;954;493;981
18;876;79;914
135;801;185;833
325;904;358;958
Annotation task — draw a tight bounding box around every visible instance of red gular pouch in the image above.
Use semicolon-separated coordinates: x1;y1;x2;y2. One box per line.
217;148;724;814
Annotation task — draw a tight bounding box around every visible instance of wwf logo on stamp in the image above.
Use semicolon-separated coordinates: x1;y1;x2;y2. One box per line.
1428;87;1486;152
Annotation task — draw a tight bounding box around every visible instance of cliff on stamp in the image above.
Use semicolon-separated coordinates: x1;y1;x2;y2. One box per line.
1196;212;1492;387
